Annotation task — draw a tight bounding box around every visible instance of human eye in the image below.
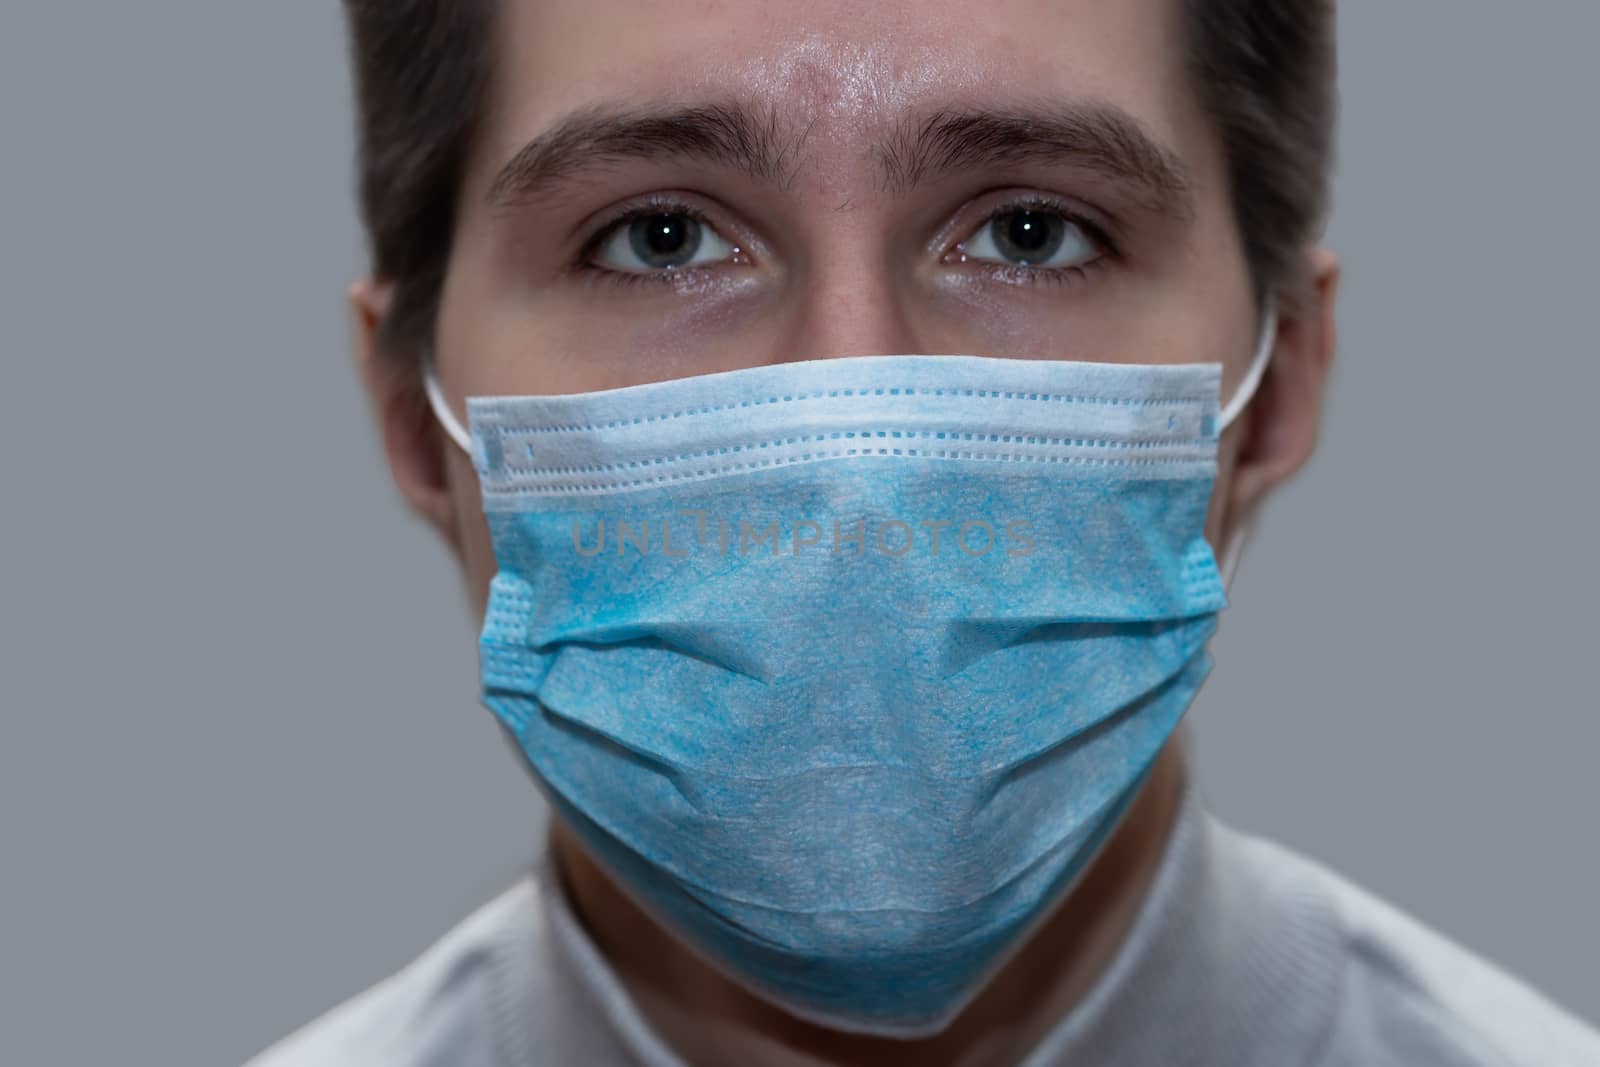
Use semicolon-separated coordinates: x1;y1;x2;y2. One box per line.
947;196;1113;287
572;195;745;289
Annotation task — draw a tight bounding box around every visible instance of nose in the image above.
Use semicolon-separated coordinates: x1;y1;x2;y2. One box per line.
777;246;927;365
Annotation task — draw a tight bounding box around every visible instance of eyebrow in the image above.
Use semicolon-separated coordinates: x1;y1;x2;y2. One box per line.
486;98;1193;218
487;101;799;208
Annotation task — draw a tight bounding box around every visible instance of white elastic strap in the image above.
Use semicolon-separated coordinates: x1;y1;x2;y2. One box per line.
423;351;474;455
1217;299;1280;590
1217;299;1278;434
1219;499;1260;594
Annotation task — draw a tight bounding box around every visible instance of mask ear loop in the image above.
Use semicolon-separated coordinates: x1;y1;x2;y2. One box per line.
423;348;475;456
1216;299;1279;592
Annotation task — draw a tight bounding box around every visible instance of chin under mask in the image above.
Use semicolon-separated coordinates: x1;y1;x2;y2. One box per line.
424;310;1275;1037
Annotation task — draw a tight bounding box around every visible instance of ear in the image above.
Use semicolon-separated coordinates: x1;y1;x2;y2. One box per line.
348;278;464;561
1223;247;1341;543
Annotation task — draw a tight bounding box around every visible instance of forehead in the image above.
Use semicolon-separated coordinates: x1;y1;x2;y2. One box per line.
474;0;1209;199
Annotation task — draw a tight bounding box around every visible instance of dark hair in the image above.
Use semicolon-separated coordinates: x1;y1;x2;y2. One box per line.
341;0;495;366
341;0;1336;369
1181;0;1338;310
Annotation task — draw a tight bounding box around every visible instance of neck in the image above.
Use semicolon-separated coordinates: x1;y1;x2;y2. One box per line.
548;730;1191;1067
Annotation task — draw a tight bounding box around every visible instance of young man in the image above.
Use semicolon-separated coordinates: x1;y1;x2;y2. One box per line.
249;1;1600;1064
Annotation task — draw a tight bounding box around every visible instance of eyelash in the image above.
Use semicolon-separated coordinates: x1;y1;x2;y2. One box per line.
568;193;1117;291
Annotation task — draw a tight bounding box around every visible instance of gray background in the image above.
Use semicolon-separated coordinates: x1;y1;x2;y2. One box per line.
1;4;1596;1065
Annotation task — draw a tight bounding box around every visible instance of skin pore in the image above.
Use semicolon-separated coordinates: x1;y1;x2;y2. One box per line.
350;0;1339;1063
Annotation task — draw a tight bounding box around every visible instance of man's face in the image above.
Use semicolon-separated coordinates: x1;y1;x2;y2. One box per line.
384;0;1331;617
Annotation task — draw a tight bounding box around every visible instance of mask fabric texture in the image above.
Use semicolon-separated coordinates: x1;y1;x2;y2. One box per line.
426;325;1271;1037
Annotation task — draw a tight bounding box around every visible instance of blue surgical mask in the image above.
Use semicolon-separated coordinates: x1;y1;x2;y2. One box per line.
424;310;1275;1037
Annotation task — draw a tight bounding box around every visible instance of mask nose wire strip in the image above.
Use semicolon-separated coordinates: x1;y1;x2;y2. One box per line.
423;349;474;456
421;303;1277;588
426;308;1278;460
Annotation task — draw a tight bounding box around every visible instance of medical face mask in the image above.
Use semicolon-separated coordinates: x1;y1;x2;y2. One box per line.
424;309;1275;1037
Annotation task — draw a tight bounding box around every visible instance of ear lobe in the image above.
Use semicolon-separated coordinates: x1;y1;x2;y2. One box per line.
347;277;463;556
